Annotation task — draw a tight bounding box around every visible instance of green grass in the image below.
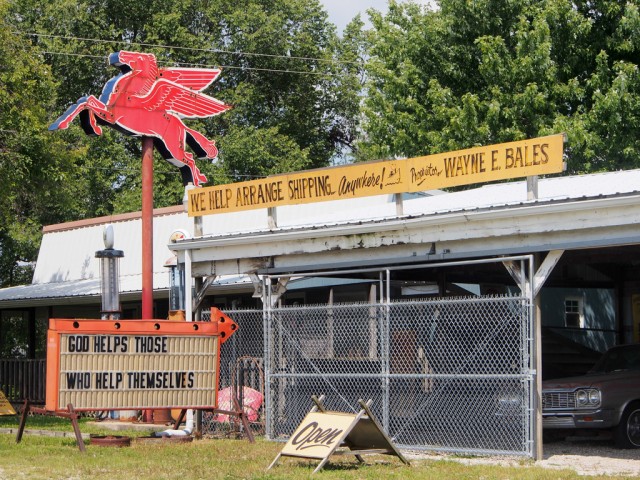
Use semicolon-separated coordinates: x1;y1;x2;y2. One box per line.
0;413;153;437
0;415;620;479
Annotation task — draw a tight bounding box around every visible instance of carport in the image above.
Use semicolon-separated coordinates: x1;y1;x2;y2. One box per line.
172;168;640;459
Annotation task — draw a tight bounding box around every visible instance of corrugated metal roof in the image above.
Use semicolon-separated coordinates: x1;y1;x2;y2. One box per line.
1;168;640;305
0;273;167;308
0;272;252;307
402;169;640;217
32;210;189;285
191;169;640;242
2;208;194;306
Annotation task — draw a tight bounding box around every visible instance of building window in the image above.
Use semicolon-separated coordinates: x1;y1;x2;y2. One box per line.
565;298;584;328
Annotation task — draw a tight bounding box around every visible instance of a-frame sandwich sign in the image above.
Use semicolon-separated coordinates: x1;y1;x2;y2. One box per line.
0;390;16;416
268;395;409;474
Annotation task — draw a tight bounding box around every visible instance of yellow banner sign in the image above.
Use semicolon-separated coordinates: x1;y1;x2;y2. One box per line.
0;390;16;415
189;134;564;216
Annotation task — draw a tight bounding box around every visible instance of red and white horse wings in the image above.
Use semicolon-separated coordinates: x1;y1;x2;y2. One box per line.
50;51;231;186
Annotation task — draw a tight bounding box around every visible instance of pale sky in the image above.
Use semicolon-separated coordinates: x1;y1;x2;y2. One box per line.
321;0;389;32
321;0;434;32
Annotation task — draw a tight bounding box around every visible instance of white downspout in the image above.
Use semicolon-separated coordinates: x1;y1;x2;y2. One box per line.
154;409;194;437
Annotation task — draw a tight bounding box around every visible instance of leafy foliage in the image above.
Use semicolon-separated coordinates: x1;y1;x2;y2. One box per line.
4;0;640;293
0;0;71;286
1;0;363;287
360;0;640;174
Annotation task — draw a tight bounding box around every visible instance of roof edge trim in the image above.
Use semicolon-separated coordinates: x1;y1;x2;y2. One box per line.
43;205;184;233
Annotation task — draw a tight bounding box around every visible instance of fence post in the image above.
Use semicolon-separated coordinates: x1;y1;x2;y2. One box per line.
531;255;543;460
263;276;272;440
383;269;391;433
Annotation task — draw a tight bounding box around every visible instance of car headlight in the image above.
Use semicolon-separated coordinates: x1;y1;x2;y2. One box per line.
575;388;601;408
576;390;588;404
588;389;601;405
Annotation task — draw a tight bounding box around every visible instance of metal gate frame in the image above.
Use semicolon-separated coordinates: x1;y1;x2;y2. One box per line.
260;254;539;458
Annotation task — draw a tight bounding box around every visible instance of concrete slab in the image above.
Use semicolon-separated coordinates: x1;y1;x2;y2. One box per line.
86;420;170;432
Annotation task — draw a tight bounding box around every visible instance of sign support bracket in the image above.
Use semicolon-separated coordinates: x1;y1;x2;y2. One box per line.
16;400;86;452
172;386;256;443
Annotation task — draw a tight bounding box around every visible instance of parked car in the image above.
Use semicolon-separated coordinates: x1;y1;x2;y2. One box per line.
542;343;640;448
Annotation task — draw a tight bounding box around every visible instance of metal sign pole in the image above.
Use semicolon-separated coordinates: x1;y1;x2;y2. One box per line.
141;137;154;319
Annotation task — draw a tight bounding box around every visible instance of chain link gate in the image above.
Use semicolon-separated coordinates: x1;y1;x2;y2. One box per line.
201;308;266;435
265;295;534;457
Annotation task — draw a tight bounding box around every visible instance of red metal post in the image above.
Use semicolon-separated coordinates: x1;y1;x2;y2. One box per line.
141;137;154;319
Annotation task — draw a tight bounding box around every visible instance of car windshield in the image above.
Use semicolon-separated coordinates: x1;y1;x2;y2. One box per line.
590;345;640;373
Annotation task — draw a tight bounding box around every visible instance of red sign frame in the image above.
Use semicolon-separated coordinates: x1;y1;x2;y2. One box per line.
45;310;236;412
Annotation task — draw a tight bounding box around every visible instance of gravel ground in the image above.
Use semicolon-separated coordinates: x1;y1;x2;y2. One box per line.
540;437;640;477
406;437;640;477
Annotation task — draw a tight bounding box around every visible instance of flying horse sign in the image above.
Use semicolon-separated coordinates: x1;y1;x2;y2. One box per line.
49;50;230;186
50;50;230;319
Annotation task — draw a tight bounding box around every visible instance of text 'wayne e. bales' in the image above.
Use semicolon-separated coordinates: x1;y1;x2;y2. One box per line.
189;134;564;216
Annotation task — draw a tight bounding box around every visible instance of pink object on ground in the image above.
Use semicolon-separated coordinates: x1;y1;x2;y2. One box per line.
215;386;263;422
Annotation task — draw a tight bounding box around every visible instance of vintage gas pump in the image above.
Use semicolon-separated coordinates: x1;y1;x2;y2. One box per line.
95;225;124;320
165;254;185;321
166;229;189;321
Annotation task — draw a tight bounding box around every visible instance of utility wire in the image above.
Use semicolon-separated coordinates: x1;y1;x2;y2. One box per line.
70;163;272;180
42;50;342;77
20;31;364;66
41;51;105;60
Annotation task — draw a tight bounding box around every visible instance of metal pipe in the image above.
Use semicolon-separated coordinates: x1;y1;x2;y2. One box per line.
155;409;194;437
383;268;391;432
262;254;535;281
531;254;542;460
386;269;391;304
185;249;193;322
267;372;528;379
263;276;272;440
141;137;154;319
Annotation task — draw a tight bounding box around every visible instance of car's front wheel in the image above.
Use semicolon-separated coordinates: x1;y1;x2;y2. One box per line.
614;401;640;448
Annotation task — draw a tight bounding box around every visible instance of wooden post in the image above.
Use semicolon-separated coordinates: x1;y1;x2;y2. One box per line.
16;399;30;444
141;137;154;319
67;404;86;452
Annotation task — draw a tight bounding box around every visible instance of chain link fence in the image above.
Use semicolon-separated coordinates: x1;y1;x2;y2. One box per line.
267;295;533;456
201;308;265;436
202;295;534;456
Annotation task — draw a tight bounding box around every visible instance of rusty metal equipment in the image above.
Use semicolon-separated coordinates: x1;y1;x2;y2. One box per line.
89;434;132;447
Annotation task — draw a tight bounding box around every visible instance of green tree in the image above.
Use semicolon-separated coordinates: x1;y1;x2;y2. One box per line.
9;0;362;185
360;0;640;174
0;0;83;286
1;0;363;286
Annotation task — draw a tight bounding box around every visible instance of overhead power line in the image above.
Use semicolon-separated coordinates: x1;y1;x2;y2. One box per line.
20;31;363;67
42;50;339;77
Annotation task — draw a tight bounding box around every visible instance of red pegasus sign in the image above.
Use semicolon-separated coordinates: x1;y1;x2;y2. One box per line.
50;51;230;186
